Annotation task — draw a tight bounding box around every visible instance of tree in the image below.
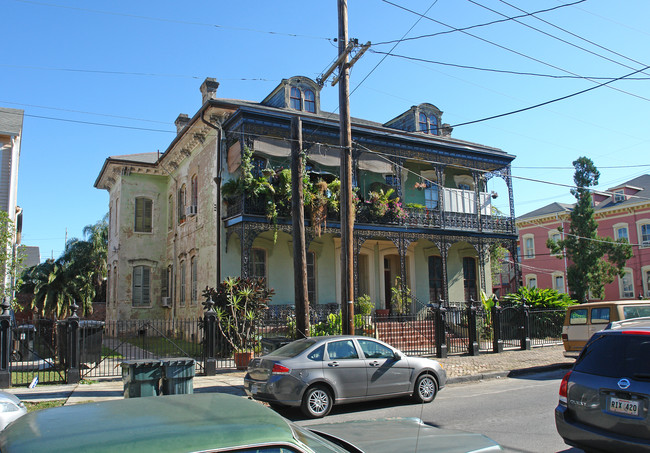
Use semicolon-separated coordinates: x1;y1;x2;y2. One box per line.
20;216;108;318
547;157;632;302
0;210;24;305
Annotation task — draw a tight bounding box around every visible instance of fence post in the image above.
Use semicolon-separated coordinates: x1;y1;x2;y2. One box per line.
0;298;12;388
203;296;217;376
520;303;532;350
433;298;447;358
66;301;81;384
492;295;503;353
466;298;479;356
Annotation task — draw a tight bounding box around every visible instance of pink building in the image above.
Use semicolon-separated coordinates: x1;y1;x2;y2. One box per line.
516;175;650;301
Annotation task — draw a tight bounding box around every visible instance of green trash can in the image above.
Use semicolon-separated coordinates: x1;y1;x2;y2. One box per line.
121;359;162;398
161;358;195;395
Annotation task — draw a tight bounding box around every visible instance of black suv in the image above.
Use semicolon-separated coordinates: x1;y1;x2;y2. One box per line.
555;317;650;452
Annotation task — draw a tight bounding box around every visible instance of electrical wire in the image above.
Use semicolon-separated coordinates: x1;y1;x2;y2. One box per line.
368;50;650;81
374;0;585;46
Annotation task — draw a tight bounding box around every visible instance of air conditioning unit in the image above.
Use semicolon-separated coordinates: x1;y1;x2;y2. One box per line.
643;241;650;248
185;205;197;216
161;297;171;308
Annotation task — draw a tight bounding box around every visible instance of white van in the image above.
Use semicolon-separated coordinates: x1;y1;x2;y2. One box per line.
562;300;650;356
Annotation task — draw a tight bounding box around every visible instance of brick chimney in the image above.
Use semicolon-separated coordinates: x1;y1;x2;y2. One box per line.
200;78;220;104
175;113;190;134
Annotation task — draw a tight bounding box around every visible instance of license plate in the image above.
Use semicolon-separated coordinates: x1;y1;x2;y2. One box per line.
609;397;639;416
251;384;258;394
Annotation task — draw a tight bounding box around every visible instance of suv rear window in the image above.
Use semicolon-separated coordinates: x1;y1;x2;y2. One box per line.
575;333;650;378
623;305;650;319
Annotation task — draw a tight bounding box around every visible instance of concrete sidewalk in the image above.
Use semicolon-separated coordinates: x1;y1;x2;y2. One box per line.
5;345;574;405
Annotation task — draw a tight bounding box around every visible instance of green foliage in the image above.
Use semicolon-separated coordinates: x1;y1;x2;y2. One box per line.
390;276;412;314
355;294;373;316
489;243;508;284
203;277;274;352
21;216;108;319
0;211;25;305
502;287;577;309
546;157;633;302
310;312;342;336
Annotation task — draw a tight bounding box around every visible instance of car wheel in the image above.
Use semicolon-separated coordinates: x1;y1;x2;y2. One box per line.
413;374;438;403
301;385;332;418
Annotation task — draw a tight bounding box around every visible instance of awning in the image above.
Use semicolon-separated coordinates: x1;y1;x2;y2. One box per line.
306;144;340;167
358;152;393;174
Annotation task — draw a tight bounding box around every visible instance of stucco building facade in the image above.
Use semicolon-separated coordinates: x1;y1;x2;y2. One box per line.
95;77;518;321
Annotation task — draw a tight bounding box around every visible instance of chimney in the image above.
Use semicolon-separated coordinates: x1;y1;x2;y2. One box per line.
441;123;453;137
200;78;220;104
175;114;190;134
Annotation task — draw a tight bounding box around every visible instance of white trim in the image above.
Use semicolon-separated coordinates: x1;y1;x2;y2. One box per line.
618;268;635;299
637;219;650;248
552;271;565;293
525;274;538;289
523;233;535;259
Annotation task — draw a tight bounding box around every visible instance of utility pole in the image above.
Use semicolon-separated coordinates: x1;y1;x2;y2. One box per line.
338;0;354;336
291;117;309;338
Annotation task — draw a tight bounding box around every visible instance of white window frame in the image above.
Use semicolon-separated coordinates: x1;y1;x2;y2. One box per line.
619;268;634;299
637;220;650;248
525;274;538;289
614;189;625;203
642;266;650;299
552;271;565;293
523;234;535;259
613;222;629;242
548;230;562;256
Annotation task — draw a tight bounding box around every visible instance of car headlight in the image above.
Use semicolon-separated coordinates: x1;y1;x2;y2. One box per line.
0;402;21;413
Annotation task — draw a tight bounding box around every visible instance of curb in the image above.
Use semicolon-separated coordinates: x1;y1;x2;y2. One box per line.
446;362;573;385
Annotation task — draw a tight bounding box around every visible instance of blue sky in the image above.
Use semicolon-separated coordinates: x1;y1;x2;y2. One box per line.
3;0;650;261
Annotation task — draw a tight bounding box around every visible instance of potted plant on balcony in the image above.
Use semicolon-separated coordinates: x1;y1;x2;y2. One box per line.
203;277;274;369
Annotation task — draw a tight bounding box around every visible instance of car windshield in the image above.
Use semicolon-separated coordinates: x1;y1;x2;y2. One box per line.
575;333;650;378
268;339;317;358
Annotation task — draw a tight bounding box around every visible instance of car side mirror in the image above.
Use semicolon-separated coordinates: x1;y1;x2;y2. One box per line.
393;351;402;360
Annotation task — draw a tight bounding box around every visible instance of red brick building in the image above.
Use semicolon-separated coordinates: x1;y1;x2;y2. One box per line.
516;175;650;301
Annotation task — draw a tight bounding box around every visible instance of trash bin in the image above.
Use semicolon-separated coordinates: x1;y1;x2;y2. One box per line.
261;337;293;355
79;321;105;364
121;359;162;398
161;358;195;395
14;325;36;361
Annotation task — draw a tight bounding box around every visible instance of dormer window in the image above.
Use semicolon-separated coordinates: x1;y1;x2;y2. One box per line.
290;87;302;110
304;89;316;113
289;87;316;113
418;112;438;135
614;189;625;203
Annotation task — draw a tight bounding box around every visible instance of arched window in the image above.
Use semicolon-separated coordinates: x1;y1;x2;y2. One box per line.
290;87;302;110
304;89;316;113
418;112;439;135
428;114;438;135
419;113;428;133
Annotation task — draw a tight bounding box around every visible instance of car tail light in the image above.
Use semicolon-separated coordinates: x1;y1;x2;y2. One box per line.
272;363;290;374
622;330;650;335
561;334;568;341
559;371;572;405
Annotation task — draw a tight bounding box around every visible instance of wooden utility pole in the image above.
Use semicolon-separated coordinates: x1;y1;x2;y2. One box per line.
338;0;355;335
291;117;309;338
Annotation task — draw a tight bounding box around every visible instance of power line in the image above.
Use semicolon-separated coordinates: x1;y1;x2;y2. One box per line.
24;113;175;133
380;0;650;104
450;63;650;128
369;50;650;81
374;0;585;46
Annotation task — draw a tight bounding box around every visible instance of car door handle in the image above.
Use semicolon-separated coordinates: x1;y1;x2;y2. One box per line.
369;361;380;367
328;362;339;367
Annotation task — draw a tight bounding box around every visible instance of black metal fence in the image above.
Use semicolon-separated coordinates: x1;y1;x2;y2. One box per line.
0;298;565;386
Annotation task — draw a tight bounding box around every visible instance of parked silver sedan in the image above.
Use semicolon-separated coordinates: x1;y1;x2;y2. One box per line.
244;335;446;418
